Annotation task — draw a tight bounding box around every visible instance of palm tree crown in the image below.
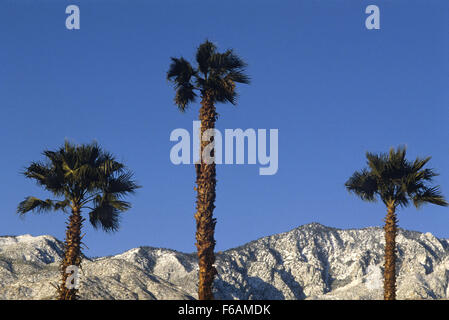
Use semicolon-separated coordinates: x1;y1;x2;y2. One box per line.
17;141;140;231
345;146;447;208
167;40;250;111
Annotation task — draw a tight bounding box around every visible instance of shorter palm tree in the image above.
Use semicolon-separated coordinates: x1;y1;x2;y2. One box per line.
17;141;140;300
345;146;447;300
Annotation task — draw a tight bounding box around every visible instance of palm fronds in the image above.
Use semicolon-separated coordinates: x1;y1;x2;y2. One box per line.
18;141;141;231
345;146;448;209
167;40;250;110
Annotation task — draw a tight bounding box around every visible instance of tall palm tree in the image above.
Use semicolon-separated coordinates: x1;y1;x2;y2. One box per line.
345;146;447;300
17;141;140;300
167;40;250;300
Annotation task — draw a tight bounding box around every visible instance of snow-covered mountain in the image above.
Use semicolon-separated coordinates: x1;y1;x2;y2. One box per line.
1;223;449;300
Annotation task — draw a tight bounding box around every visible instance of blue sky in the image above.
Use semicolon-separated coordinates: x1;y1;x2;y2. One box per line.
0;0;448;257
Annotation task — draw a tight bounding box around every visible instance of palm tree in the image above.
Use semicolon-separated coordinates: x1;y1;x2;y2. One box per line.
345;146;447;300
167;40;250;300
17;141;140;300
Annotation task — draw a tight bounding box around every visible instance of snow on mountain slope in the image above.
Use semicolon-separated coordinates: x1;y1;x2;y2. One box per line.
1;223;449;300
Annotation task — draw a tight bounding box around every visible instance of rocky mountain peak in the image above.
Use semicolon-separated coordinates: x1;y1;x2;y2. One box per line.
1;223;449;300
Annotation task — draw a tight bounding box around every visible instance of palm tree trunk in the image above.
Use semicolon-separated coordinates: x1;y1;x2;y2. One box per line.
383;201;397;300
195;91;217;300
58;206;83;300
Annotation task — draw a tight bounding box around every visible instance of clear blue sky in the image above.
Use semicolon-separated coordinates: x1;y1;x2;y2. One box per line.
0;0;448;257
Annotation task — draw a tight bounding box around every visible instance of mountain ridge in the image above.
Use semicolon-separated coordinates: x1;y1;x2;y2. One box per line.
1;223;449;300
